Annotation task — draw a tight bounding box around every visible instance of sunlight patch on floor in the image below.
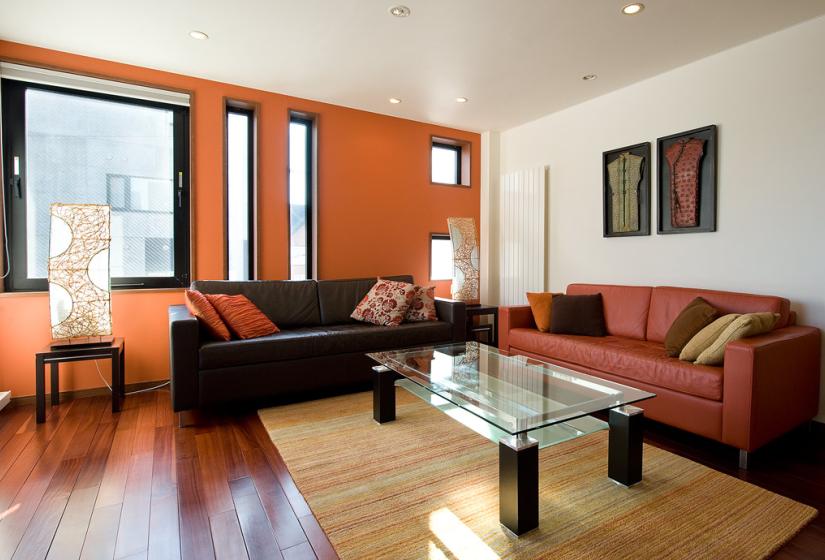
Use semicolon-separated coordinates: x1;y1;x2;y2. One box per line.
0;503;20;521
429;507;499;560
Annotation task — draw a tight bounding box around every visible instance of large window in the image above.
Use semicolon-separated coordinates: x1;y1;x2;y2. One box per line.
226;106;254;281
430;233;453;281
1;79;189;291
288;114;314;280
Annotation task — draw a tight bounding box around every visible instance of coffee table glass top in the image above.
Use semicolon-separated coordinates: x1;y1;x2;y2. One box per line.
368;342;655;436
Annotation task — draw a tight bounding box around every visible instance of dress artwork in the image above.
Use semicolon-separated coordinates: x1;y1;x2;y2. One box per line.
664;137;705;228
606;152;644;233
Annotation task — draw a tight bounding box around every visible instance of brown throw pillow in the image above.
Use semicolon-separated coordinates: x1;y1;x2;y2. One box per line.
549;294;607;337
184;289;231;341
664;297;719;357
205;294;279;339
526;292;555;332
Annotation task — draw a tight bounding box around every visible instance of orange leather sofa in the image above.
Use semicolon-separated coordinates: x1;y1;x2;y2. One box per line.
498;284;821;466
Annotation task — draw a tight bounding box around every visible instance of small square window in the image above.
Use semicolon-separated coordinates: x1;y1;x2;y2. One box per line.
430;234;453;281
431;136;470;186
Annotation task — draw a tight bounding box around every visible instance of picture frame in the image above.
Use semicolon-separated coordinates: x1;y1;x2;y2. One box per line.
602;142;651;237
657;125;717;234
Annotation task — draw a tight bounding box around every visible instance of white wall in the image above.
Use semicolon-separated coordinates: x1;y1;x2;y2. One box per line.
493;15;825;421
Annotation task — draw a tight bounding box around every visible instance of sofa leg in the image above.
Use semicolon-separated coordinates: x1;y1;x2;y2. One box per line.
738;449;750;470
177;410;195;428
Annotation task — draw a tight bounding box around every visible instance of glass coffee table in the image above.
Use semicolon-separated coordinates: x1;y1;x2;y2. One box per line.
368;342;655;536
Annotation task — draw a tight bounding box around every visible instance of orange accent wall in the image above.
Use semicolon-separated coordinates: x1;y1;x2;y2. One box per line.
0;41;480;398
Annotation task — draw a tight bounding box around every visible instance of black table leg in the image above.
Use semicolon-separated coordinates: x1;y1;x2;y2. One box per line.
119;344;126;399
372;365;396;423
50;362;60;405
499;433;539;535
36;355;46;423
608;405;644;486
111;350;122;413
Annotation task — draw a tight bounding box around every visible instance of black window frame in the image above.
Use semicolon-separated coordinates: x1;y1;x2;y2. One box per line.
1;78;190;292
431;141;462;185
288;113;314;280
225;105;255;281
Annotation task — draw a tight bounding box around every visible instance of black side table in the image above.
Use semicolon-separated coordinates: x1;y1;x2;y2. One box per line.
34;338;125;423
466;305;499;347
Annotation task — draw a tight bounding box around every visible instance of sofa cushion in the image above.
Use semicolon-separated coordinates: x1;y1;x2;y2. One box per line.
318;275;413;325
680;314;742;362
508;328;723;401
647;286;790;344
316;321;453;355
566;284;652;340
351;279;416;326
205;294;279;339
191;280;320;327
184;289;231;341
199;327;329;369
695;312;780;366
550;294;607;336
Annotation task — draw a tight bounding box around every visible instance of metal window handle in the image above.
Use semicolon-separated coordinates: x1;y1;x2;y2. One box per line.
177;171;183;207
13;156;22;198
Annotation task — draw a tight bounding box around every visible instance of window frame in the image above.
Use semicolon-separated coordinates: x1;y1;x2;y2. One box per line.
429;232;453;281
430;135;471;188
224;104;256;281
1;78;190;292
287;113;315;280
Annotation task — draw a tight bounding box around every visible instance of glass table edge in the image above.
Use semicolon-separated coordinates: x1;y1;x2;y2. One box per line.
367;348;657;437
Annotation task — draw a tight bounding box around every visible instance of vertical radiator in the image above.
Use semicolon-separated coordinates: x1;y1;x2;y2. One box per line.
499;166;548;305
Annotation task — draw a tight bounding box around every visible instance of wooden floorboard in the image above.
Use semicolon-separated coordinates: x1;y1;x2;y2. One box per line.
0;389;821;559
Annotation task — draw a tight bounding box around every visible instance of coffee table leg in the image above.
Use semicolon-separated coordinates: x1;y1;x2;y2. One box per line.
499;433;539;535
372;365;396;423
608;405;644;486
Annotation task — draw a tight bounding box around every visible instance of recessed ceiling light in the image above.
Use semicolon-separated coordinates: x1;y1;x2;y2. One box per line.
455;97;468;103
582;74;598;81
621;3;645;15
389;97;402;104
189;30;209;40
389;5;411;17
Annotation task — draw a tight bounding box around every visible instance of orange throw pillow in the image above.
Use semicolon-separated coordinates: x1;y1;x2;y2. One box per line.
526;292;555;333
205;294;279;339
185;289;231;341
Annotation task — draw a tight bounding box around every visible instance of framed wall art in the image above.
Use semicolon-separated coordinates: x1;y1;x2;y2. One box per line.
602;142;650;237
657;125;717;234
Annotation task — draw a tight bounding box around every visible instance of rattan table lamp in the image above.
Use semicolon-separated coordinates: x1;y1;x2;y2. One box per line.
48;203;113;348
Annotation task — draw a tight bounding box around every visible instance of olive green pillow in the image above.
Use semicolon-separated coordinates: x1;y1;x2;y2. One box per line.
694;312;780;366
679;314;741;362
664;297;719;357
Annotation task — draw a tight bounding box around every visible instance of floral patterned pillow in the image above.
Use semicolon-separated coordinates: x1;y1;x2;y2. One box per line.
405;285;438;322
351;279;416;326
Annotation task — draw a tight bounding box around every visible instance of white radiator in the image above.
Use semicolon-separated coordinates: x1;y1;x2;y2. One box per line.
499;166;548;305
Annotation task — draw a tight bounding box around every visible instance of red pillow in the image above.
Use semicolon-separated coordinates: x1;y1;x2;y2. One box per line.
351;279;415;326
405;285;438;322
205;294;279;339
185;289;231;341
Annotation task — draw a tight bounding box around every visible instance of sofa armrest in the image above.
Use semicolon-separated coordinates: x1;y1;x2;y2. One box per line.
435;298;467;342
498;306;536;352
722;325;821;451
169;304;200;412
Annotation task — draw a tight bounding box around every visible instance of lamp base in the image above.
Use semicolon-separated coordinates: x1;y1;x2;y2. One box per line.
50;336;115;349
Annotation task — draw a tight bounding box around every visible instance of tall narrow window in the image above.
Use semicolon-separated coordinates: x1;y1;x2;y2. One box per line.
1;78;189;291
226;106;254;280
288;115;313;280
430;233;453;281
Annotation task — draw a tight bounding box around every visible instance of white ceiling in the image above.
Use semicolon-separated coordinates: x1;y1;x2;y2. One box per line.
2;0;825;131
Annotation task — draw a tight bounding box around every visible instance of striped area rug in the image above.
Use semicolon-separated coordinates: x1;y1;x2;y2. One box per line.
258;390;816;560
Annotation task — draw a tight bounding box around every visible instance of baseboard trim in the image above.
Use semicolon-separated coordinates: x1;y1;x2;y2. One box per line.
8;380;168;407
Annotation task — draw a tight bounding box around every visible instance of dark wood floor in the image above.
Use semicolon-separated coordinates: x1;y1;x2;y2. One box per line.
0;389;822;559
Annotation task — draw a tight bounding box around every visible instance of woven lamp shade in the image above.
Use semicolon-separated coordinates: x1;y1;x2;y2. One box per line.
48;203;112;341
447;217;480;304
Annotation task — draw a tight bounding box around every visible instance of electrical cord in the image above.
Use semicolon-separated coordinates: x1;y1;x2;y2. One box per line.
94;360;170;395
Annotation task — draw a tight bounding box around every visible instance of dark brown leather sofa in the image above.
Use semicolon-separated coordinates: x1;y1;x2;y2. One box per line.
168;275;466;412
